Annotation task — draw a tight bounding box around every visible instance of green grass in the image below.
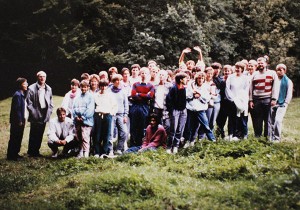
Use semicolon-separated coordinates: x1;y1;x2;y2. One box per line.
0;97;299;209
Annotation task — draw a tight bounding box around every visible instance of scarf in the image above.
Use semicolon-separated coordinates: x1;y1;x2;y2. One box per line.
111;86;122;93
70;90;77;99
277;74;288;106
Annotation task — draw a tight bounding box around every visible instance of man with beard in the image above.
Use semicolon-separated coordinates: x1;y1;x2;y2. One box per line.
249;57;279;138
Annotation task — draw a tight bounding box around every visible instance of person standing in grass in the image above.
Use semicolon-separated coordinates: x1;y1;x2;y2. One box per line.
7;78;28;160
198;67;218;140
166;72;188;154
93;79;118;157
249;57;279;138
27;71;53;157
185;72;216;147
269;64;293;142
61;78;81;119
153;70;173;134
109;74;128;155
225;62;250;140
216;65;232;138
130;67;154;147
73;80;95;158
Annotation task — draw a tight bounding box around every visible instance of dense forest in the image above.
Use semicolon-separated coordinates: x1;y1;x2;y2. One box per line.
0;0;299;99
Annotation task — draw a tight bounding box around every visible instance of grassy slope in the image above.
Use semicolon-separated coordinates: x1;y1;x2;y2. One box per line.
0;96;299;209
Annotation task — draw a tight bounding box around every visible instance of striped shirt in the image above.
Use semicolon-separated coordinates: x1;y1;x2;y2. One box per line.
249;69;279;100
131;82;155;104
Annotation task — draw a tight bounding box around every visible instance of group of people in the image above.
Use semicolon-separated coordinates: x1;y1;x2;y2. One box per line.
6;47;293;160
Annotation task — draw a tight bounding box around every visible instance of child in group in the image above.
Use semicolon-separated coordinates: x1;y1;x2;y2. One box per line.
109;74;128;155
166;72;188;154
73;80;95;158
61;78;80;119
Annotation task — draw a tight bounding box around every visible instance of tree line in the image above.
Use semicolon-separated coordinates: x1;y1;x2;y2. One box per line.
0;0;299;99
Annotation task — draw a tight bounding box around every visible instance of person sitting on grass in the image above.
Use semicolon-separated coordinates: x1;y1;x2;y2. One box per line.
124;113;167;154
47;107;77;158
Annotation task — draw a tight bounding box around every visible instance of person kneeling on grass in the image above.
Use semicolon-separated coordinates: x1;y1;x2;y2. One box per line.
124;113;167;154
47;107;77;158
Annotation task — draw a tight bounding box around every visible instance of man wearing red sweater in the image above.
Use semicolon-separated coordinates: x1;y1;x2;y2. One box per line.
129;67;155;146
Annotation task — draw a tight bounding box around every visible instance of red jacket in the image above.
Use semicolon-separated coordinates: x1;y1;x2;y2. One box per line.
142;125;167;149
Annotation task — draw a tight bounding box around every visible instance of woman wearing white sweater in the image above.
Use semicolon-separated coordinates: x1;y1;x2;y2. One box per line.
185;72;216;147
225;61;250;140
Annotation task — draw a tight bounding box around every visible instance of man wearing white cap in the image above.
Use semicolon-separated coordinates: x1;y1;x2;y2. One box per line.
269;64;293;142
26;71;53;157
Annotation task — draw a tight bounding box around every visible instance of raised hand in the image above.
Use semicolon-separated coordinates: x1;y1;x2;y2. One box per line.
193;46;202;52
183;48;192;53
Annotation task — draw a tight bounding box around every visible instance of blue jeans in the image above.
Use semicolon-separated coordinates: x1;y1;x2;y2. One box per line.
93;113;112;155
124;146;157;154
110;114;128;151
252;98;271;137
167;109;187;148
198;103;220;139
189;110;215;142
129;103;149;146
236;114;248;137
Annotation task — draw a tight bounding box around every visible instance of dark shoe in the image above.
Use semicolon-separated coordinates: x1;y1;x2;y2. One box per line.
28;153;44;158
17;154;24;159
7;156;18;161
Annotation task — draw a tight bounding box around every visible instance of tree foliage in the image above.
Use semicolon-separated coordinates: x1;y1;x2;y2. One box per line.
0;0;299;97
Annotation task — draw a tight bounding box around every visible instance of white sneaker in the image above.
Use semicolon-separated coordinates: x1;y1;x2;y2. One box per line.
166;149;172;154
77;151;83;159
183;142;190;148
94;154;100;158
115;150;122;155
111;137;118;143
272;139;280;143
51;150;59;158
180;137;185;143
123;141;128;151
231;137;240;141
173;147;178;154
243;135;248;140
83;151;89;158
190;142;195;147
108;151;114;157
225;135;233;141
